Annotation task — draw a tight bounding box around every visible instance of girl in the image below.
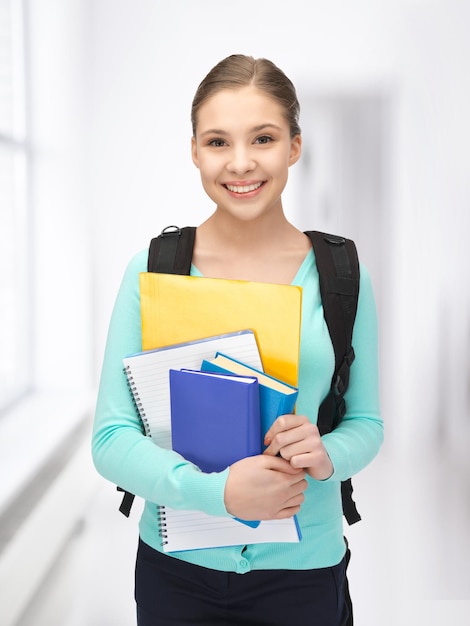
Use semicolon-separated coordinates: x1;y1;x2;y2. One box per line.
92;54;383;625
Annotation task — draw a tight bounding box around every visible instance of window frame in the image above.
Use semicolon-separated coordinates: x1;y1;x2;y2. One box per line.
0;0;31;413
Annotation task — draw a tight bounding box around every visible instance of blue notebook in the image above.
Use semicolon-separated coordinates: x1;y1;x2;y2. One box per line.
201;353;298;446
169;369;261;473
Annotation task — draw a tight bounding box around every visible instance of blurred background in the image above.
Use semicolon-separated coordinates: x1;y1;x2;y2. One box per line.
0;0;469;624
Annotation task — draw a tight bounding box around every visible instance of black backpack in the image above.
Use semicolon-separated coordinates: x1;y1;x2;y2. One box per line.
119;225;361;525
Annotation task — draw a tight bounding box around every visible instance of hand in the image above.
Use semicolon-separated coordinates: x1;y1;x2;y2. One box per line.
263;414;334;481
224;455;307;521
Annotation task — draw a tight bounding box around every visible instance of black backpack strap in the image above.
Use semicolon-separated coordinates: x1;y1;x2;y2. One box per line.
305;230;361;525
148;225;196;274
116;487;135;517
118;225;196;517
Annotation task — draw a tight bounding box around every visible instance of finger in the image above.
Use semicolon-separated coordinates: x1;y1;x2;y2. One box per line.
262;440;281;457
284;489;306;507
262;454;305;475
264;414;308;444
265;424;316;458
270;503;303;520
263;434;306;458
289;451;316;469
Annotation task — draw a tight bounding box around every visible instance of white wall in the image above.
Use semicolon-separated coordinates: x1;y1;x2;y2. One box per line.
0;5;96;623
88;0;470;462
28;0;93;392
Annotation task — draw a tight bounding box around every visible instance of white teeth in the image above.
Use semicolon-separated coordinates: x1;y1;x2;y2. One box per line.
226;182;262;193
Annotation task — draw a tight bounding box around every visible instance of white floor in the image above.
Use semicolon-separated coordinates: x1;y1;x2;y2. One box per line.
13;444;470;626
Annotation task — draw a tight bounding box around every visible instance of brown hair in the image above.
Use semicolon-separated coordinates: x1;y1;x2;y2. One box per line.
191;54;301;138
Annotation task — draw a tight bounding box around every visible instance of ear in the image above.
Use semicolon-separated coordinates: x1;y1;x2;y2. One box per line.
191;136;199;168
288;134;302;167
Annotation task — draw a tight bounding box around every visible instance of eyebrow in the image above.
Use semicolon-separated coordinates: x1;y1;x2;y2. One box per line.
199;123;283;138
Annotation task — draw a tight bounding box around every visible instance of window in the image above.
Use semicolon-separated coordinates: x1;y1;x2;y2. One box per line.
0;0;29;412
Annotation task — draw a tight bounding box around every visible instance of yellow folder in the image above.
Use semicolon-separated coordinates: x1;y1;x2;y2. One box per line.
139;273;302;387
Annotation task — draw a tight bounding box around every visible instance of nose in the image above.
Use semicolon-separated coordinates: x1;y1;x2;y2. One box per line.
226;145;256;175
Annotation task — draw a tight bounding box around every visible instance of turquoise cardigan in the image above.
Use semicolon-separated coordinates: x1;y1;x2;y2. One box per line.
92;247;383;573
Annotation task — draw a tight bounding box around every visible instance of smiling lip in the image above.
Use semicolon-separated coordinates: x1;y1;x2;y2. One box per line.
224;181;265;194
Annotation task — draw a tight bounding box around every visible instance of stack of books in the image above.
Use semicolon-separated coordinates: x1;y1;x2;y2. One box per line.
122;274;303;552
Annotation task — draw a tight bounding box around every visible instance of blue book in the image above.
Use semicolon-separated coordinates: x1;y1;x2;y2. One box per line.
201;353;299;446
123;330;262;450
166;370;300;548
169;369;262;474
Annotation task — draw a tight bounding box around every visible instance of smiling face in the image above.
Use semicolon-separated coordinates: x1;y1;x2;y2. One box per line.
191;86;302;224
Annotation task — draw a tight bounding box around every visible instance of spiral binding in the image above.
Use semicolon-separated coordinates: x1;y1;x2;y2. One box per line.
123;365;151;436
157;505;169;547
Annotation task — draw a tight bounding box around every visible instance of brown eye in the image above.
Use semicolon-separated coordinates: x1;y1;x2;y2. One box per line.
255;135;273;145
208;138;226;147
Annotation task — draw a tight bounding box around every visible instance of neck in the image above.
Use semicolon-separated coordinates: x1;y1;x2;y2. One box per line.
198;209;293;252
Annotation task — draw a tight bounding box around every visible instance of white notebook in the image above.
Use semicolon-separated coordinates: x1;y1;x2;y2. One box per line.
123;330;263;449
123;329;301;552
158;507;301;552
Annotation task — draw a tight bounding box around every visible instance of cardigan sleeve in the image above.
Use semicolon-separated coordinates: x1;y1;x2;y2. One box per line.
321;263;384;481
91;250;230;517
